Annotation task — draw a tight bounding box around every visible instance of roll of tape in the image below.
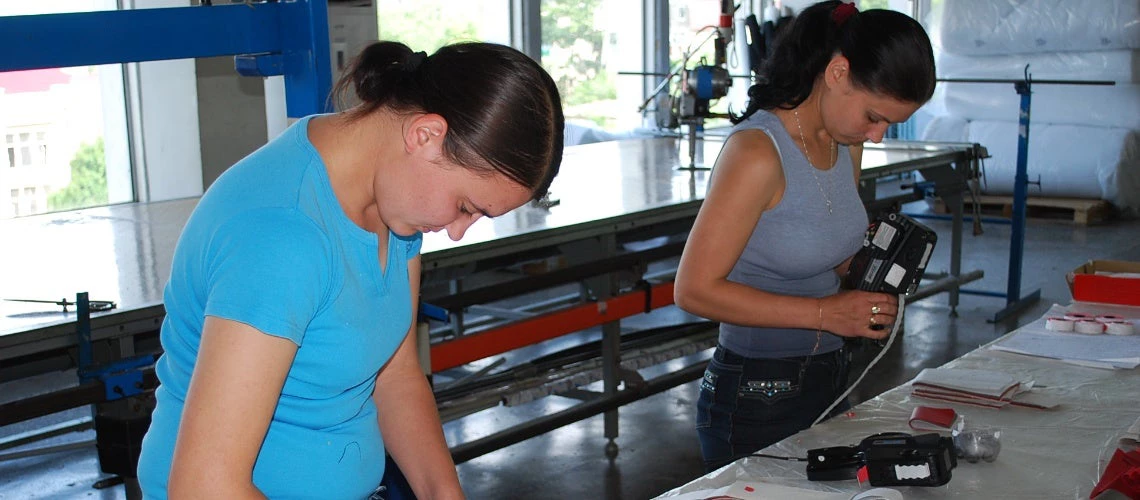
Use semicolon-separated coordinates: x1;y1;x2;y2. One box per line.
1064;312;1094;321
1104;320;1135;336
1045;317;1074;332
1074;320;1106;335
1096;314;1125;322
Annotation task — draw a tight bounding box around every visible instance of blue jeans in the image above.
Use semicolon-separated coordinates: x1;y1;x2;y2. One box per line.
695;344;851;472
368;454;415;500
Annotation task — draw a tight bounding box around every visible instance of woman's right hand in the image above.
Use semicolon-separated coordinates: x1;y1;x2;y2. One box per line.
820;290;899;340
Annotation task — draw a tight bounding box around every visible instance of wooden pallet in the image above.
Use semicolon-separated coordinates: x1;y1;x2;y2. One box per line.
933;195;1113;225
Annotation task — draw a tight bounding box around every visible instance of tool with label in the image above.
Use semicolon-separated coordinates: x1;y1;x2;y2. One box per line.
844;212;938;297
807;432;958;487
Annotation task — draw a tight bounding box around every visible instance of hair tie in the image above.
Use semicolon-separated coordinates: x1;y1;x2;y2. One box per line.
832;2;858;26
406;51;427;72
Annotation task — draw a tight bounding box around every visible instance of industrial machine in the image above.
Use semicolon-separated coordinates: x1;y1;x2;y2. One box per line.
639;0;737;168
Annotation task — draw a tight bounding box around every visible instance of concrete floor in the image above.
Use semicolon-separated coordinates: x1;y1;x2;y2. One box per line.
2;204;1139;499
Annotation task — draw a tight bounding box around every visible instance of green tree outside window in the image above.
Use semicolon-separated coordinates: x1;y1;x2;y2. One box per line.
48;138;107;212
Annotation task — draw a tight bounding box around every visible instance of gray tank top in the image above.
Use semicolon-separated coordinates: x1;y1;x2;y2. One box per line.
719;110;867;358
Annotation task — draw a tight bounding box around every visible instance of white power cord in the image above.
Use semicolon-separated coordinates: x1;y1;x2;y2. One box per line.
811;293;907;427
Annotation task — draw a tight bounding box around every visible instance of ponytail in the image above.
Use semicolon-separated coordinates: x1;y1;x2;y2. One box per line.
735;1;934;122
331;41;564;201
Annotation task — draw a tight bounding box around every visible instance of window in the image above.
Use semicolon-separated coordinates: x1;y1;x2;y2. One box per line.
0;0;132;218
24;187;36;213
5;134;14;168
376;1;647;133
19;133;31;166
540;0;645;131
376;1;511;52
36;132;48;164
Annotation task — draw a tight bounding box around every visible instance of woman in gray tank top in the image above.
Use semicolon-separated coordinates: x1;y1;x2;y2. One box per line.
673;0;936;472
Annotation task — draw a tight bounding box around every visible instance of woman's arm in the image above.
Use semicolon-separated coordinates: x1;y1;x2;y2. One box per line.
168;317;299;499
375;256;464;500
675;130;824;330
674;133;897;338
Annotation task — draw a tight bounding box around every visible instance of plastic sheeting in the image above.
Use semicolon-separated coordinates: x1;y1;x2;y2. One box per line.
920;115;970;144
965;120;1136;202
937;0;1140;56
939;82;1140;130
937;50;1140;83
919;118;1140;212
658;302;1140;499
922;0;1140;205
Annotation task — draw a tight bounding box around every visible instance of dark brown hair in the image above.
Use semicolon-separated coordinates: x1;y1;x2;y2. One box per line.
737;1;935;121
333;41;564;200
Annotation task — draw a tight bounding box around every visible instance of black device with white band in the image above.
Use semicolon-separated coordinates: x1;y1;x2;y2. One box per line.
844;212;938;297
810;212;939;427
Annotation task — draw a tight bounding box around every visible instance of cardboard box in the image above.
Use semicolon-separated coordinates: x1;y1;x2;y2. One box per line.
1067;260;1140;306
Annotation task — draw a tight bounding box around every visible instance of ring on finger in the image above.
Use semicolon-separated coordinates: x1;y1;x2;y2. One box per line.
871;304;881;315
869;315;877;326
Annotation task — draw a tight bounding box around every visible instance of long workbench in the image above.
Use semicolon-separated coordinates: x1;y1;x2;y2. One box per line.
657;302;1140;499
0;137;986;462
0;137;982;360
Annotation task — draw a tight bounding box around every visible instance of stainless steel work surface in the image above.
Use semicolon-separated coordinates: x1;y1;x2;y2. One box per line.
0;137;974;358
420;137;716;270
0;138;719;357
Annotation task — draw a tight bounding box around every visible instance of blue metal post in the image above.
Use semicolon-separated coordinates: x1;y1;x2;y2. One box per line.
282;0;334;116
76;292;93;380
0;1;331;118
1007;82;1031;305
990;74;1041;322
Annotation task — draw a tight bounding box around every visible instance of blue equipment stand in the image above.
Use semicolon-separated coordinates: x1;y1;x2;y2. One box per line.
987;76;1042;322
939;70;1114;323
0;1;332;118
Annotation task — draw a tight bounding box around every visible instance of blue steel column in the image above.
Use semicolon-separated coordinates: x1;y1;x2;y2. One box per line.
76;293;93;381
1007;81;1031;307
990;76;1041;323
0;2;331;118
281;0;333;117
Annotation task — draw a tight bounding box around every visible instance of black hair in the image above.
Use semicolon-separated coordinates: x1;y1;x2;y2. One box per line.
736;0;935;122
332;41;564;201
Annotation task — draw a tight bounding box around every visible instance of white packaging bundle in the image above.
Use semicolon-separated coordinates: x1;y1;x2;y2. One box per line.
938;0;1140;56
937;50;1140;83
939;82;1140;129
963;120;1138;208
919;115;969;143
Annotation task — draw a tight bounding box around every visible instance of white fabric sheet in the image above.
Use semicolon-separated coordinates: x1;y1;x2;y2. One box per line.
936;0;1140;56
963;120;1137;205
936;50;1140;84
939;82;1140;130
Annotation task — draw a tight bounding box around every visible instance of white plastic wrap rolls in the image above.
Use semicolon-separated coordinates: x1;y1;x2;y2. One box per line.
936;50;1140;83
937;0;1140;56
1044;313;1136;335
1117;130;1140;213
939;82;1140;129
961;120;1139;203
919;115;969;143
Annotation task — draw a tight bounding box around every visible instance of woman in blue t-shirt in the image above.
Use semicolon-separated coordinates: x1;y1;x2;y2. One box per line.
137;41;564;499
674;1;936;472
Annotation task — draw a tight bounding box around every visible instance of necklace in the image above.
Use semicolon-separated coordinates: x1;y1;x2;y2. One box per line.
792;109;837;215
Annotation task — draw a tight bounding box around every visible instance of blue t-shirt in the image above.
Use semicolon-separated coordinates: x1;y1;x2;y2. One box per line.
138;115;422;499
